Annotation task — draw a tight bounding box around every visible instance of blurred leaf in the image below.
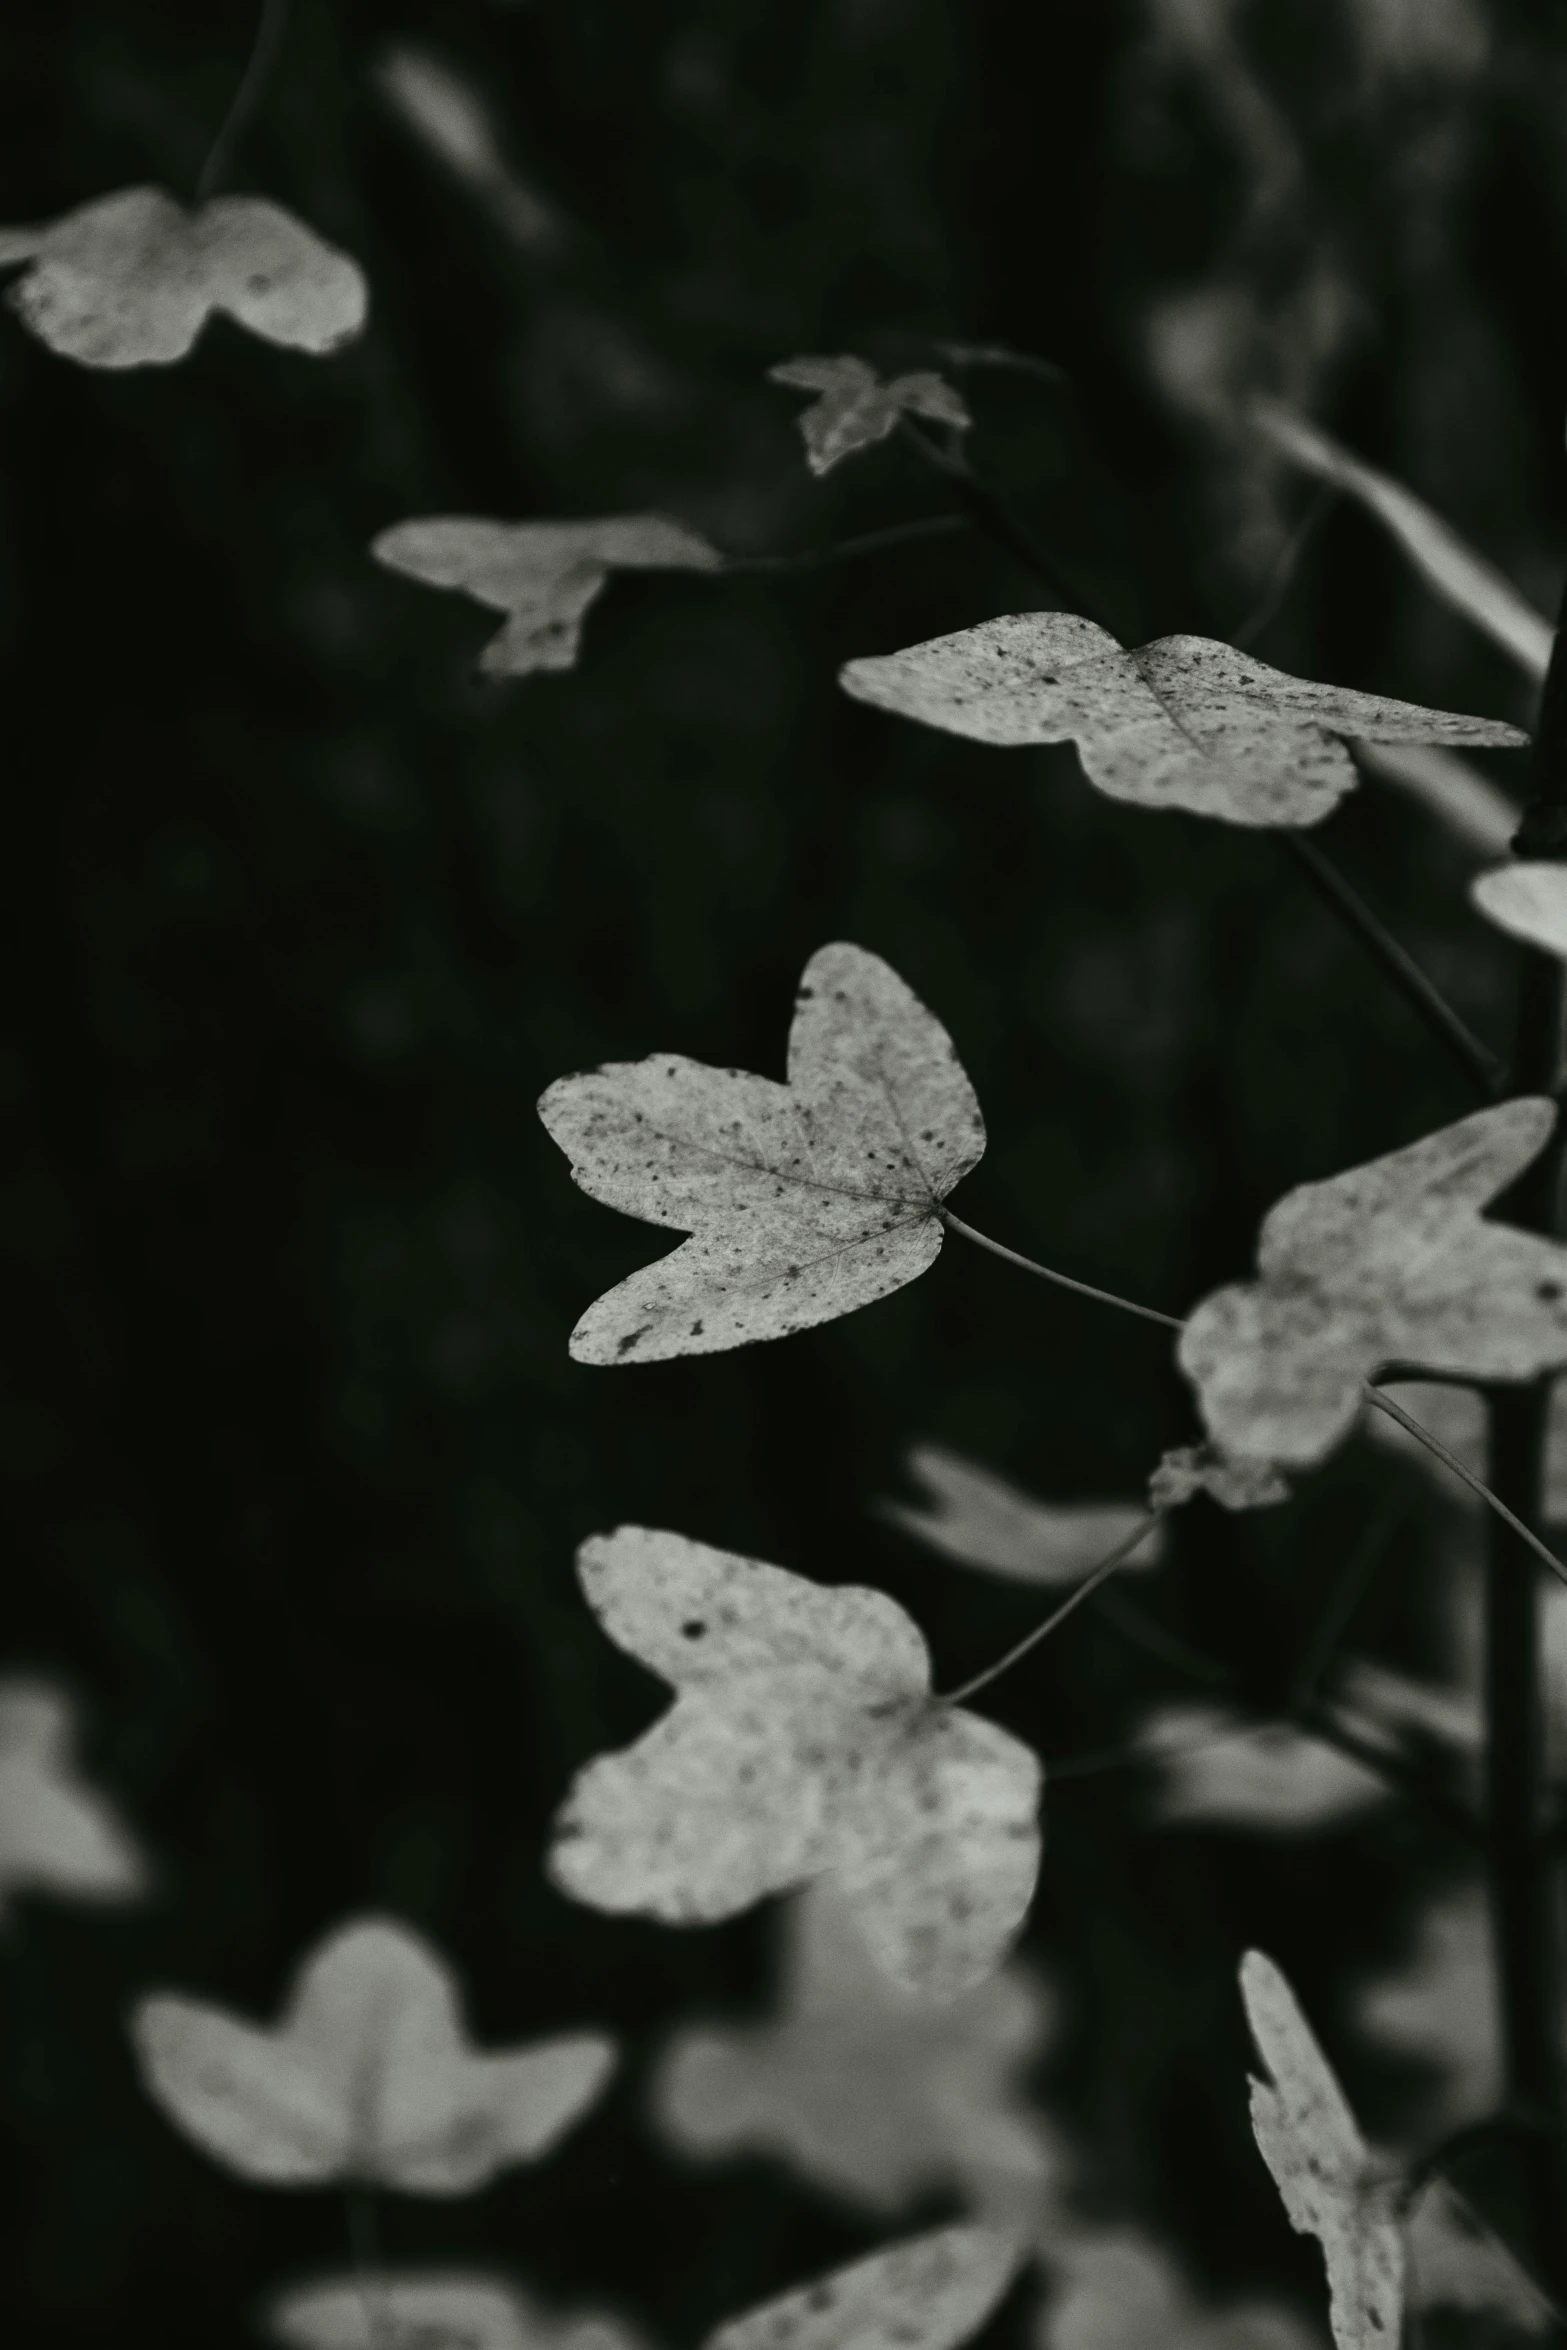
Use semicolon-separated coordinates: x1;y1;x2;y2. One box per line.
548;1526;1041;1999
1357;744;1521;862
1041;2227;1320;2350
878;1443;1161;1585
0;1680;147;1917
1180;1100;1567;1467
652;1881;1063;2219
703;2223;1023;2350
131;1915;616;2190
1136;1707;1390;1833
270;2269;651;2350
840;616;1525;829
538;943;985;1365
0;188;366;369
1405;2179;1554;2335
1472;863;1567;960
768;355;970;476
1351;1882;1499;2131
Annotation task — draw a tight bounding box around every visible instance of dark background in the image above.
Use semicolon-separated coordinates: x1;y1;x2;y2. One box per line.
0;1;1558;2341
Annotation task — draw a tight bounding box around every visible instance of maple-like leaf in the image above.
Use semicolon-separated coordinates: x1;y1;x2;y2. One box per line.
1146;1444;1290;1512
704;2224;1023;2350
0;187;367;368
0;1680;146;1918
130;1914;616;2190
1042;2228;1320;2350
1472;862;1567;960
270;2270;649;2350
878;1444;1161;1586
1240;1949;1404;2350
370;514;722;678
652;1882;1062;2219
768;355;971;475
839;613;1525;829
548;1528;1042;2000
538;943;985;1365
1137;1706;1390;1833
1180;1099;1567;1467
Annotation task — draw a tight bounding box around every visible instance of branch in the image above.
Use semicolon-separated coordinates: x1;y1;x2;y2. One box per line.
196;0;290;204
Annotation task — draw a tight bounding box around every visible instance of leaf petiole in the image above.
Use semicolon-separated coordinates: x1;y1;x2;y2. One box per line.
196;0;291;205
937;1513;1166;1705
937;1208;1182;1329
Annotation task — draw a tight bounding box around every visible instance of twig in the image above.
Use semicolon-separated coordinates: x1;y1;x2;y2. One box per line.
1367;1388;1567;1591
1283;831;1506;1098
723;514;969;574
939;1208;1182;1329
931;341;1069;390
1231;485;1337;650
938;1515;1166;1704
196;0;291;204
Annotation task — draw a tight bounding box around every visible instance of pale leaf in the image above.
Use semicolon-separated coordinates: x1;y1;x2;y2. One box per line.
1042;2228;1321;2350
538;942;985;1365
703;2223;1022;2350
1351;1882;1499;2130
1251;403;1553;682
839;614;1524;830
652;1881;1062;2219
371;514;722;678
878;1444;1161;1585
1179;1099;1567;1466
1472;863;1567;960
1240;1949;1404;2350
0;1680;146;1917
1147;1444;1290;1512
548;1528;1041;2000
769;354;970;475
131;1914;616;2190
270;2271;649;2350
1356;743;1520;861
1137;1706;1389;1833
1405;2179;1554;2335
0;187;366;368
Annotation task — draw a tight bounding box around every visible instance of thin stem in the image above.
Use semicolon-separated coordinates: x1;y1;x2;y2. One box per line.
931;340;1069;390
1366;1388;1567;1590
1231;485;1336;651
896;418;1110;622
196;0;291;205
1288;1495;1404;1709
938;1208;1182;1329
723;514;968;574
938;1515;1165;1705
1283;831;1506;1098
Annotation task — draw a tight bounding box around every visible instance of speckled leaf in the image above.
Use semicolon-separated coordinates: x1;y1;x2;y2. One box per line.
839;614;1525;829
0;1680;147;1918
1138;1707;1390;1833
1472;862;1567;960
549;1529;1041;1999
1043;2228;1320;2350
1405;2180;1553;2335
1180;1099;1567;1466
653;1882;1062;2218
0;186;366;368
538;943;985;1365
371;513;722;677
704;2224;1022;2350
1241;1950;1404;2350
1146;1445;1290;1512
270;2271;650;2350
769;354;970;474
131;1914;616;2189
877;1444;1161;1586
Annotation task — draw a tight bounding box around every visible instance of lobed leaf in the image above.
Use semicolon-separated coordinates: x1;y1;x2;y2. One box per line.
653;1881;1062;2218
703;2223;1022;2350
1240;1949;1403;2350
1180;1099;1567;1466
371;513;722;678
769;354;970;474
131;1914;616;2190
839;613;1525;830
270;2269;649;2350
0;1680;147;1917
878;1444;1161;1585
539;942;985;1365
548;1527;1042;1999
0;187;366;368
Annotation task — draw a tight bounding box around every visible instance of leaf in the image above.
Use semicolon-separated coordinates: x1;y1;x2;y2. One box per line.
1146;1444;1290;1512
877;1444;1162;1586
1137;1706;1390;1833
768;355;971;475
0;1680;147;1917
538;942;985;1365
1405;2179;1555;2336
269;2271;650;2350
370;514;722;679
839;613;1525;830
1351;1882;1499;2131
703;2223;1022;2350
1472;862;1567;960
1042;2228;1320;2350
1357;742;1521;861
0;187;367;369
652;1881;1063;2219
1240;1948;1404;2350
1250;402;1553;683
1179;1098;1567;1467
548;1527;1042;1999
130;1913;616;2190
